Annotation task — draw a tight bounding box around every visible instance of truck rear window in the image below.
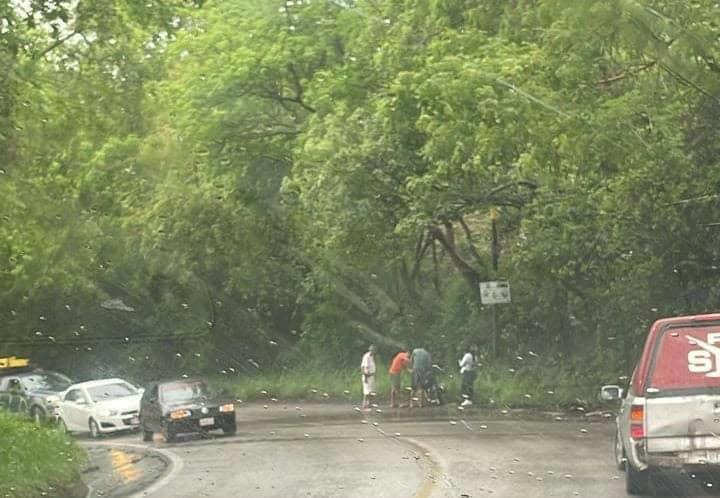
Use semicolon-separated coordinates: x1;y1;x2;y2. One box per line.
648;326;720;392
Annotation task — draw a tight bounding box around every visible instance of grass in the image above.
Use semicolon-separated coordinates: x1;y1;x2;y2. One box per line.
210;363;606;411
0;412;84;497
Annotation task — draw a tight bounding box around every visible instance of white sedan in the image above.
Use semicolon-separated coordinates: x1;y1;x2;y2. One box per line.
57;378;143;438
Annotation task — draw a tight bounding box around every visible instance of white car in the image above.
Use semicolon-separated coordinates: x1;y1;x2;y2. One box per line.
57;378;143;438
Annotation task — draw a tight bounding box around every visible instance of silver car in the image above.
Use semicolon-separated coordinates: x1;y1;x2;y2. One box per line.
602;313;720;495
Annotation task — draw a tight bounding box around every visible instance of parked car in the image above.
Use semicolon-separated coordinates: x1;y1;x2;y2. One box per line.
139;379;236;442
56;378;143;438
601;313;720;495
0;357;72;423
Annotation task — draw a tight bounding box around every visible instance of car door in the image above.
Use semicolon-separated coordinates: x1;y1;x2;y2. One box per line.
62;388;91;431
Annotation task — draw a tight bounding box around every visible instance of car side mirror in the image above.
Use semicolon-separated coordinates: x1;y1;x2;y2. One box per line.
600;384;623;401
138;388;145;395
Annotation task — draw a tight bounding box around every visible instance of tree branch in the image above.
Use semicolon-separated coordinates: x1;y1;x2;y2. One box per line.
459;216;486;270
596;61;657;85
33;30;80;60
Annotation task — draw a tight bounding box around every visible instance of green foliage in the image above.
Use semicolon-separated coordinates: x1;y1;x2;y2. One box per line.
0;413;84;497
3;0;720;396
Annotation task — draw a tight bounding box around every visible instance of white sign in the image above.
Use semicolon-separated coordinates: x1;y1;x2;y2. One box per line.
480;281;511;305
687;334;720;377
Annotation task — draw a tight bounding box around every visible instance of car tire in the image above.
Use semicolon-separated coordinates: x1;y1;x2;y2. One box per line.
31;406;45;425
614;428;627;471
89;418;102;439
626;462;650;495
162;424;176;443
222;421;237;436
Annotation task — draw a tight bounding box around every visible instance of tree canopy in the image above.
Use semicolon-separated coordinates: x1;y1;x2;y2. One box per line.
2;0;720;383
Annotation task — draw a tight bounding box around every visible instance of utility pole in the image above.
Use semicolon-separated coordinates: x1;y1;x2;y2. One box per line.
490;208;499;357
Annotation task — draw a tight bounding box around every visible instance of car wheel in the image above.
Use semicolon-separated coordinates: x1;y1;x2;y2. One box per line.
31;407;45;425
162;424;176;443
626;462;650;495
89;418;102;439
222;421;237;436
614;428;627;471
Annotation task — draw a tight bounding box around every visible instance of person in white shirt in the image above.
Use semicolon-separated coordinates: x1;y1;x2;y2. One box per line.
459;344;478;407
360;345;377;410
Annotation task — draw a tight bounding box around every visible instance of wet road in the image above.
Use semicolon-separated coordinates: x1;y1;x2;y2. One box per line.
81;404;719;498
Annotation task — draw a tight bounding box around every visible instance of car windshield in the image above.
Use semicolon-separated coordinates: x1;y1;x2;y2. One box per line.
19;373;72;392
160;382;209;403
87;383;137;402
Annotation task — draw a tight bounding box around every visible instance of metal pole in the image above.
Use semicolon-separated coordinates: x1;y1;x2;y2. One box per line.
490;304;497;357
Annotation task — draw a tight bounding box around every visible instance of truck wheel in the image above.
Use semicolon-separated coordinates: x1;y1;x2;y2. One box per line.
626;462;650;495
614;429;627;471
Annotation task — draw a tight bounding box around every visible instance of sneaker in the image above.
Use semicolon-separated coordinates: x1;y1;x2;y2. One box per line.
460;399;473;407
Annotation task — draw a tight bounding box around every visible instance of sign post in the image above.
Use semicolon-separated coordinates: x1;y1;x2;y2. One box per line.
480;281;511;356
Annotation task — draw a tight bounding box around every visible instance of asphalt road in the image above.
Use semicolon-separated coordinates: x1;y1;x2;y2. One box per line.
80;403;720;498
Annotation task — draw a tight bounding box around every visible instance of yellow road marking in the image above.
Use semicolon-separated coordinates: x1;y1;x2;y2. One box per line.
110;449;143;483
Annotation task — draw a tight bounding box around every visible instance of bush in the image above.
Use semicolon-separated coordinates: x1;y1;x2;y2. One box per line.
0;412;84;497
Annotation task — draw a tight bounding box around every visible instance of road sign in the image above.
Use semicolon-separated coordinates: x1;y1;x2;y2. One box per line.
480;281;511;305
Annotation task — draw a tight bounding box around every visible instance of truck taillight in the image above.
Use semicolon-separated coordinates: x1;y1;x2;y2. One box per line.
630;403;645;439
630;404;644;422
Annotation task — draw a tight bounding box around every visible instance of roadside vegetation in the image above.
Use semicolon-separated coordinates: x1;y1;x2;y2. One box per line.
0;412;84;497
213;359;611;410
3;0;720;402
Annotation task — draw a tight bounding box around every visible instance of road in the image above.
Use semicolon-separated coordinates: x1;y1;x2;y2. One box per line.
79;403;720;498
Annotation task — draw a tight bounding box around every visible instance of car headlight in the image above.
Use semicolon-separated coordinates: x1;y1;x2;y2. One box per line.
100;409;119;417
219;404;234;413
170;409;191;419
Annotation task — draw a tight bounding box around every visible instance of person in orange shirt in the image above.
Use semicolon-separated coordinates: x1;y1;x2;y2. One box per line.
388;349;411;408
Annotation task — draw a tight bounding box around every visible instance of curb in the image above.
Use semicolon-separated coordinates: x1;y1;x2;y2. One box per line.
80;442;183;498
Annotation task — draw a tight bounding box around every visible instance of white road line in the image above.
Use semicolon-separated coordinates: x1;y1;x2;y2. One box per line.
80;442;184;497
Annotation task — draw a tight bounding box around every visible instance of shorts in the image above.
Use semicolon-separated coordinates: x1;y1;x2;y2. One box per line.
362;374;376;395
390;373;401;390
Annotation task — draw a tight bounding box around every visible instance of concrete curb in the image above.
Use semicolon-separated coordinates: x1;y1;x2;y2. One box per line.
80;442;183;498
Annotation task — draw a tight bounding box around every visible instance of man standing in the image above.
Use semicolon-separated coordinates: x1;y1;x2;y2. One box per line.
388;349;411;408
459;344;478;407
410;347;432;408
360;345;377;410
